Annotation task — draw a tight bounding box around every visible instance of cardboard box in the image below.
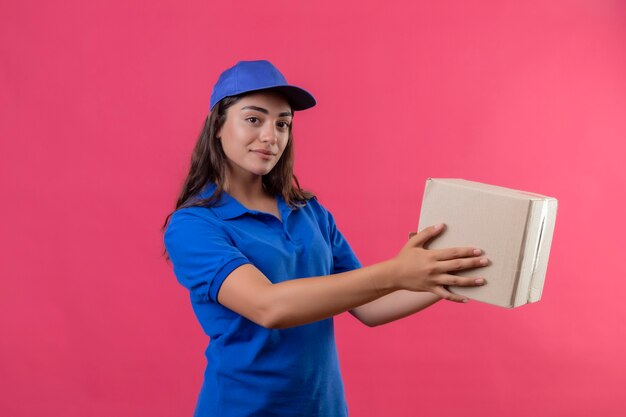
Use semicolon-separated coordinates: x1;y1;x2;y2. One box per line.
417;178;557;308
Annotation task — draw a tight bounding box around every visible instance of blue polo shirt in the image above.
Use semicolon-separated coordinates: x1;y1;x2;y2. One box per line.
164;182;362;417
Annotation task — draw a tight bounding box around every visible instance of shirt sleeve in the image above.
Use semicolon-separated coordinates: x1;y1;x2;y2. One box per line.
325;208;363;274
164;208;250;303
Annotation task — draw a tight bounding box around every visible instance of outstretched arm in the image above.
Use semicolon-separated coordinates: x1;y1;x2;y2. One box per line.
349;291;443;327
217;224;488;329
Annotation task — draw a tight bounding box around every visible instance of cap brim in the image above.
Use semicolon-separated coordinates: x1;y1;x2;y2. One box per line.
268;85;316;111
210;84;317;112
236;85;316;111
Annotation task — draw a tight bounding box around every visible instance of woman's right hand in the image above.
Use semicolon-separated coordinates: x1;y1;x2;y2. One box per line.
389;223;488;303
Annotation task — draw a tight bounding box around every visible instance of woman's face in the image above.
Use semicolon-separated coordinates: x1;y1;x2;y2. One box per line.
217;91;292;179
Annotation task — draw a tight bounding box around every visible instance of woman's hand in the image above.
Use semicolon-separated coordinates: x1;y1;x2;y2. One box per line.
389;223;488;303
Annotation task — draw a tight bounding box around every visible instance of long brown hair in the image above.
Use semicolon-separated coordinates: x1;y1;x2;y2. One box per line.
161;92;315;257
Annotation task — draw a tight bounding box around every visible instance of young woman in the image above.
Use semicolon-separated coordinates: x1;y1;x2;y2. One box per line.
162;60;488;417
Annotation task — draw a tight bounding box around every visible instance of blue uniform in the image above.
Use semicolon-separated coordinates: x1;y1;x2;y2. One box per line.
164;182;362;416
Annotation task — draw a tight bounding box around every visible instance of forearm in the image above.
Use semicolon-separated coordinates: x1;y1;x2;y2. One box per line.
350;290;442;327
263;261;399;329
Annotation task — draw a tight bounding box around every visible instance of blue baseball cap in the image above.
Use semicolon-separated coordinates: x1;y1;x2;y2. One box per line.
209;60;317;112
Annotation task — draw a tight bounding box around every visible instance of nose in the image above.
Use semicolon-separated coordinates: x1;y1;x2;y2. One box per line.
259;123;278;145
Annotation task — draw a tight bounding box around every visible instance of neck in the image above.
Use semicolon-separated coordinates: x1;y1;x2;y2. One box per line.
223;164;268;203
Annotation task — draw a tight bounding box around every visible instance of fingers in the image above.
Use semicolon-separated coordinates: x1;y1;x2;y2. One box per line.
431;275;486;303
431;285;468;303
434;256;489;273
432;246;483;261
439;274;486;287
410;223;445;247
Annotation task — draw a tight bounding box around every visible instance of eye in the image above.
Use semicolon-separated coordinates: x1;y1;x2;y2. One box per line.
246;116;260;124
277;121;291;129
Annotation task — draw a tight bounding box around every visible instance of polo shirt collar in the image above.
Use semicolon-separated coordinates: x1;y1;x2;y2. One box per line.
198;182;293;221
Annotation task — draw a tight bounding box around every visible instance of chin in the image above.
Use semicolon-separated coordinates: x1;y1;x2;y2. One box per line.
249;165;275;177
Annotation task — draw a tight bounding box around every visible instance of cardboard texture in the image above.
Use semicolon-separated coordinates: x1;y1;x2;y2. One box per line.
417;178;558;308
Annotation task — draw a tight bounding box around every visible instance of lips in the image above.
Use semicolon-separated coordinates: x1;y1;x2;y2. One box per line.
250;149;276;159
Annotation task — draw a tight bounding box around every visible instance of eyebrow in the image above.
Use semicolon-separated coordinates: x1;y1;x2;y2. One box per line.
240;105;292;118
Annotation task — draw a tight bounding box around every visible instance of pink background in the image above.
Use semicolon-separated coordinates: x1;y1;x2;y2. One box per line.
2;1;625;416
